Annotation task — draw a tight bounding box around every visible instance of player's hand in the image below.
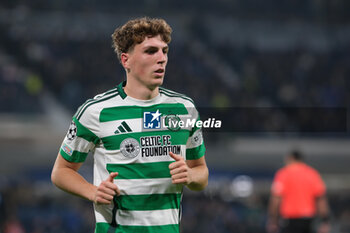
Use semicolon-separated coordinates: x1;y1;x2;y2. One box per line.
93;172;120;205
266;220;279;233
317;222;331;233
169;152;193;185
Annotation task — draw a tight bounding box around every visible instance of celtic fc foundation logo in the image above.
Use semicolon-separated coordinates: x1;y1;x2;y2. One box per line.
120;138;140;158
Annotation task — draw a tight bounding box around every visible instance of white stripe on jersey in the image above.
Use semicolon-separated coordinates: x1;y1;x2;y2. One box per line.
116;209;179;226
63;136;94;153
114;178;182;195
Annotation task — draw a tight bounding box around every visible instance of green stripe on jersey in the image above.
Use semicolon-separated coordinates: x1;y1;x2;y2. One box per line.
60;149;88;163
99;103;188;122
101;130;189;150
95;223;179;233
186;144;206;160
116;193;181;211
73;117;100;144
107;161;172;179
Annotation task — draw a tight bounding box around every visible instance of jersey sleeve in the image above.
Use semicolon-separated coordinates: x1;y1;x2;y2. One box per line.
312;170;326;197
59;116;100;163
271;170;285;196
185;108;206;160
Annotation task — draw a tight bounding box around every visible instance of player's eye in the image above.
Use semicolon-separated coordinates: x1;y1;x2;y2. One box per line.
145;48;158;54
163;47;169;54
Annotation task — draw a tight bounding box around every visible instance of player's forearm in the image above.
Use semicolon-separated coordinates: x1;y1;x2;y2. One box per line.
317;196;330;220
267;195;281;223
51;166;96;202
187;164;209;191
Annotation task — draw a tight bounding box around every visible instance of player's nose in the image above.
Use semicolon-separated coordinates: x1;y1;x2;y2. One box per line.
157;50;167;64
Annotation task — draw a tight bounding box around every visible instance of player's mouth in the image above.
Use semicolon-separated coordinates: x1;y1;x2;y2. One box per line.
154;68;165;75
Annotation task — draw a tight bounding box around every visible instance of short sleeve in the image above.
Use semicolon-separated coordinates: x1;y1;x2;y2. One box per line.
271;170;285;196
185;110;206;160
312;171;326;197
60;117;100;163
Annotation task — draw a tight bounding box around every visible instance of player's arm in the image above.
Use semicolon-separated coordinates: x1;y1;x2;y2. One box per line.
169;152;208;191
266;195;281;233
317;195;330;219
316;195;331;233
185;156;209;191
51;153;120;204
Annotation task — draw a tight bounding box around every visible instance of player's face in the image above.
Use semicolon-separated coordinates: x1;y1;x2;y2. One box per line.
124;35;168;89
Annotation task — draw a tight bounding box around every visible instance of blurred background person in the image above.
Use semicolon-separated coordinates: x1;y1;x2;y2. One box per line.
267;150;331;233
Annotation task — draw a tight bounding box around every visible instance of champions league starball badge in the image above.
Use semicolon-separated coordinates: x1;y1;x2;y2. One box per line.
191;129;203;146
120;138;140;158
66;121;77;140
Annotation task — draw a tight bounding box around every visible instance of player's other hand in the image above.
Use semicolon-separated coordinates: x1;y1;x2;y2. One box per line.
266;220;279;233
93;172;120;205
169;152;193;186
318;222;331;233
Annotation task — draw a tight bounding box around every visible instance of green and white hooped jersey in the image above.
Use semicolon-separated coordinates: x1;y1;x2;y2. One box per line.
60;81;205;233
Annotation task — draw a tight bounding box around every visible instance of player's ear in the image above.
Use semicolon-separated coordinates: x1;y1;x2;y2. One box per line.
121;53;130;70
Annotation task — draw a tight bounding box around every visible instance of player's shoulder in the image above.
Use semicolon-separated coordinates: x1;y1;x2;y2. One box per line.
302;163;321;177
159;87;196;107
275;166;289;179
74;86;121;120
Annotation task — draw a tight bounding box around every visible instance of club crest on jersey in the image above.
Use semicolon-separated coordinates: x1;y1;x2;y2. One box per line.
120;138;140;158
66;121;77;140
164;114;181;131
143;110;161;129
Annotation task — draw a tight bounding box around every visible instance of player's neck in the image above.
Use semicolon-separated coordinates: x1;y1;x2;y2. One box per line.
124;79;159;100
286;160;303;166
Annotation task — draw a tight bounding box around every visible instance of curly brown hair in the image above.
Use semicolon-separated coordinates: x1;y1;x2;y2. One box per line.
111;17;172;62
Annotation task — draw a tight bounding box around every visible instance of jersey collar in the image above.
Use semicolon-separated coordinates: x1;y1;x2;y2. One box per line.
117;80;161;103
117;81;127;99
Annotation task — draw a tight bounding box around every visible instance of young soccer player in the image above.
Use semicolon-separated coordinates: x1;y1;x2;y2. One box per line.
51;17;208;233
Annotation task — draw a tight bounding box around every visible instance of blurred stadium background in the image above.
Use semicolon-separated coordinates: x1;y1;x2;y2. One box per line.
1;0;350;232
